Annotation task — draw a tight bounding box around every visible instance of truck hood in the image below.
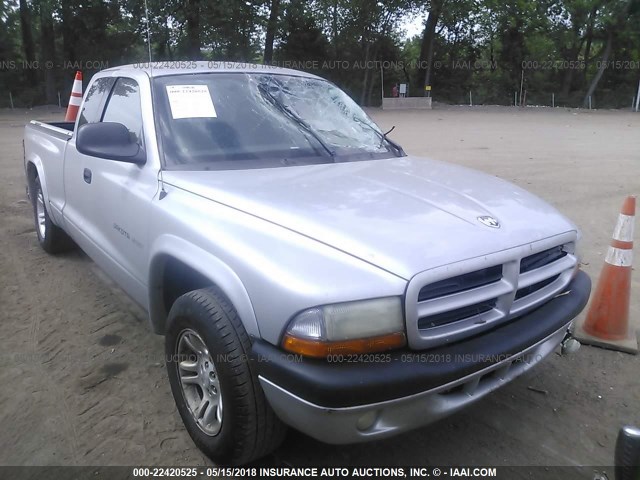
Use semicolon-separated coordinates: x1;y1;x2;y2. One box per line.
163;156;576;279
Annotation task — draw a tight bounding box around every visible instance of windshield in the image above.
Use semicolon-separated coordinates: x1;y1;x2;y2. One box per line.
153;73;402;170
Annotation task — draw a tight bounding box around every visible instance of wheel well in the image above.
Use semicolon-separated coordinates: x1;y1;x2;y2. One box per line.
151;253;259;337
161;257;214;325
26;162;37;196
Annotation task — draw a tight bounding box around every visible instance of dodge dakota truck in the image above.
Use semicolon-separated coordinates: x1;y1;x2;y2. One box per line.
23;62;591;465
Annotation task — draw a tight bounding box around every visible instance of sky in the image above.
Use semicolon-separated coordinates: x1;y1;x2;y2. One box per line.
400;12;427;39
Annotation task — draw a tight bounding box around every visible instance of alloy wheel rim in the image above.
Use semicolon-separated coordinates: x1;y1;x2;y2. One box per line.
176;329;223;436
36;188;46;238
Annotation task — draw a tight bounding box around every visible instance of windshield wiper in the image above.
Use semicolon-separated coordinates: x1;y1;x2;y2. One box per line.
258;84;336;159
353;117;405;157
381;126;395;147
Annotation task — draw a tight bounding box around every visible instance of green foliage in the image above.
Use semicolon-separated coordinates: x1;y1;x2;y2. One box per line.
277;1;330;62
403;0;640;107
0;0;638;108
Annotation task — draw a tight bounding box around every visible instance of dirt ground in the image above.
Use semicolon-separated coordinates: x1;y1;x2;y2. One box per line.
0;105;638;474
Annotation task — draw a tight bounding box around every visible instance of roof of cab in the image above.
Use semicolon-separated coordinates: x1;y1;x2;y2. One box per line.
100;61;320;79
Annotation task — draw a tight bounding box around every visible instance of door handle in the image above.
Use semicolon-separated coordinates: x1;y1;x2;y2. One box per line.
83;168;92;184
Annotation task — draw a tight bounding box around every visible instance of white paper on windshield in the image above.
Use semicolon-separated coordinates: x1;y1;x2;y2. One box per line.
166;85;217;119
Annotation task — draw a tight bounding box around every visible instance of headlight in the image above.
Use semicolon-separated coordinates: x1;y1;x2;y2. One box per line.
282;297;406;358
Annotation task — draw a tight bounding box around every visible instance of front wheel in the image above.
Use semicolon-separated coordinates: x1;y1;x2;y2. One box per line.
165;287;286;465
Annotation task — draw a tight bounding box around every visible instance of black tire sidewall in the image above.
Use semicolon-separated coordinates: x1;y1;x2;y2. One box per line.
165;293;249;464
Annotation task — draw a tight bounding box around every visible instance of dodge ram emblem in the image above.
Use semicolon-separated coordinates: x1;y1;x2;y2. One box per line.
477;215;500;228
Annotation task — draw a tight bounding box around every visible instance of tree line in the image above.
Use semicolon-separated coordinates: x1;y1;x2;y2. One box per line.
1;0;639;109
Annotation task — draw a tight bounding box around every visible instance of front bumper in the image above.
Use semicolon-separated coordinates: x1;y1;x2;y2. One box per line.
253;270;591;444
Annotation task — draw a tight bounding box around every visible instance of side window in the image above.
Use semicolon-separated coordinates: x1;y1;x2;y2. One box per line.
102;78;144;147
77;77;115;126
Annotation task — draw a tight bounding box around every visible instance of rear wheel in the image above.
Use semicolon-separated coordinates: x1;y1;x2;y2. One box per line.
165;287;286;465
31;175;74;254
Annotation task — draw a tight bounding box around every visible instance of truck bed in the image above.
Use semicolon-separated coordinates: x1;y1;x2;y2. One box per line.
24;120;73;225
47;121;75;132
27;120;74;140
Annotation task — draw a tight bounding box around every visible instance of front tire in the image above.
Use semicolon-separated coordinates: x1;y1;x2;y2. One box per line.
165;287;286;465
31;175;74;254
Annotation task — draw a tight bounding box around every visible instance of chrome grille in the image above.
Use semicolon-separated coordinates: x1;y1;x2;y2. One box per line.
418;265;502;302
405;234;578;350
515;274;559;300
417;299;497;329
520;246;567;273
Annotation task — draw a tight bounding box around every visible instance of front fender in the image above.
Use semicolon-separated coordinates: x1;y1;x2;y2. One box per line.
147;234;260;337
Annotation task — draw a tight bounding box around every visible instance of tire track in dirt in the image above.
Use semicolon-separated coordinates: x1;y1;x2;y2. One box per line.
1;205;205;465
6;212;82;465
1;183;167;463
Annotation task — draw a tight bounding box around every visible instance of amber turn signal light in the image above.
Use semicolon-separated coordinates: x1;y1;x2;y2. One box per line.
282;332;406;358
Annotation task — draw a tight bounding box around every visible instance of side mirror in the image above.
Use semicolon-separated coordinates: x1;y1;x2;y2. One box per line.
76;122;146;164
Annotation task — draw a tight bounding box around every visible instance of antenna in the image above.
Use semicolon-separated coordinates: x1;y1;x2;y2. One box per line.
143;0;153;68
158;169;167;200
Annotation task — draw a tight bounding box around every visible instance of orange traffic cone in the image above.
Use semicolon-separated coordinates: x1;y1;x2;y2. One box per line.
64;71;83;122
574;195;638;354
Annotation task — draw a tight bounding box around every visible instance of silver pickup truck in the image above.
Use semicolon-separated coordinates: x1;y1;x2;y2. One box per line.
24;62;591;465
